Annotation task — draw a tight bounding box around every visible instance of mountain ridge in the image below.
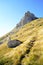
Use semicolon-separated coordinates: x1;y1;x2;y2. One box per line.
0;11;38;42
0;17;43;65
0;11;43;65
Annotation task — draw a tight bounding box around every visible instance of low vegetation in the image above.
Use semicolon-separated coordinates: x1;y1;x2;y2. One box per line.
0;18;43;65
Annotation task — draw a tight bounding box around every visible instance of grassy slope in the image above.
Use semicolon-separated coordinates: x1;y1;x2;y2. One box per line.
0;18;43;65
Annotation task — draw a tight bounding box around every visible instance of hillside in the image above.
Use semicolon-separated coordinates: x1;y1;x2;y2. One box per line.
0;11;38;42
0;18;43;65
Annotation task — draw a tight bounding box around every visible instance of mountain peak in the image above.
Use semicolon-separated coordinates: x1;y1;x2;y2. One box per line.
25;11;38;19
25;11;33;16
16;11;38;28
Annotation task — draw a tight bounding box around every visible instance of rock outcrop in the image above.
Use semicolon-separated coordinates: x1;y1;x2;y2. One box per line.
7;40;22;48
10;11;38;35
16;11;38;28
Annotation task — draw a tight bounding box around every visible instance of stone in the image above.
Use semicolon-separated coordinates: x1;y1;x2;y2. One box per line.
7;39;22;48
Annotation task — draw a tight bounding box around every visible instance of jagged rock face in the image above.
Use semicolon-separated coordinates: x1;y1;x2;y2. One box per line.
7;40;22;48
16;11;38;28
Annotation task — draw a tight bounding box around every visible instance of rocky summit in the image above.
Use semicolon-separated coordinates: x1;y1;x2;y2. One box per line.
16;11;38;28
8;11;38;35
0;11;43;65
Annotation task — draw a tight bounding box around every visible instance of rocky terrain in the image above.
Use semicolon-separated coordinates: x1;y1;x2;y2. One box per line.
0;11;43;65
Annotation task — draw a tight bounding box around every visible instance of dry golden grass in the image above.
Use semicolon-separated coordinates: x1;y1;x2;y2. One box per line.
0;18;43;65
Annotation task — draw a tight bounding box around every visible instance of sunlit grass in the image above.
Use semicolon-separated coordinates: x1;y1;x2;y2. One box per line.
0;18;43;65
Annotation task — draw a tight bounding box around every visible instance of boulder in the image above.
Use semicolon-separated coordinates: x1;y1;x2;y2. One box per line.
7;40;22;48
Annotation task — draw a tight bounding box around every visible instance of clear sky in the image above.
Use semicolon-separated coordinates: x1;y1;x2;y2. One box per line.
0;0;43;37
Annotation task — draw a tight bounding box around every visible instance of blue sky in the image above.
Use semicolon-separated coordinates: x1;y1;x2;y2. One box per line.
0;0;43;37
